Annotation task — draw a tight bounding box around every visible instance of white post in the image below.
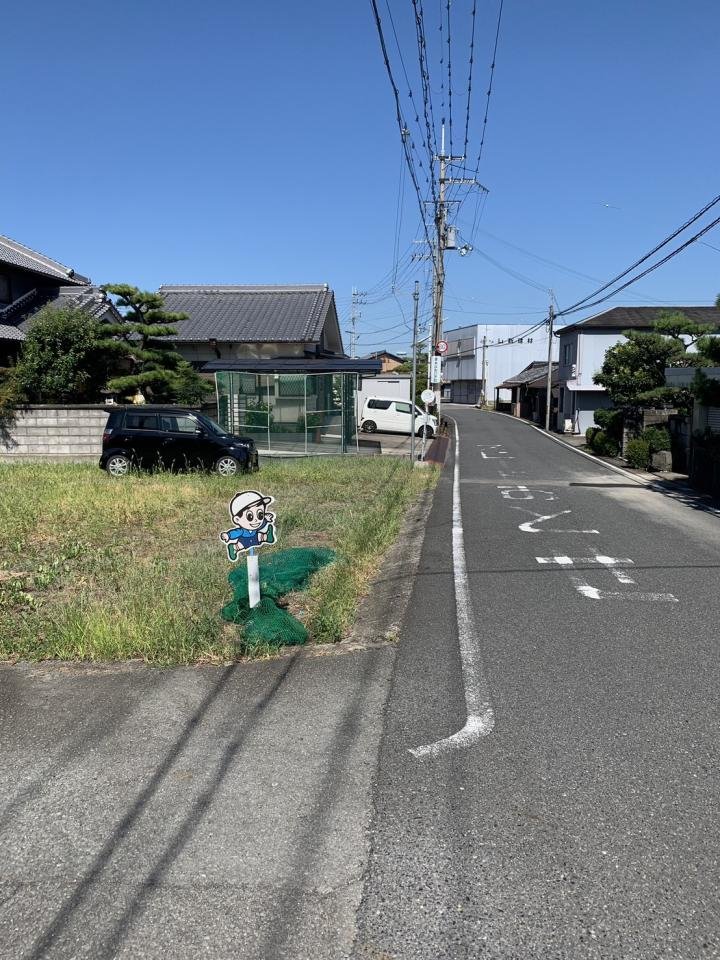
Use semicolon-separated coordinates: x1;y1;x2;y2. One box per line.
247;547;260;608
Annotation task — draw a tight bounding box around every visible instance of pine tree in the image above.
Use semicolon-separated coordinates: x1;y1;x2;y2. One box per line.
101;284;209;403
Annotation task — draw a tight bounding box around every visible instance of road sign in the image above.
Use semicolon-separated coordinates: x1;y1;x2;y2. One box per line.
420;388;435;404
436;340;448;354
430;355;443;385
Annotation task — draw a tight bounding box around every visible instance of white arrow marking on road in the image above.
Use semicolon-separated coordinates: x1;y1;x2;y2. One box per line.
410;420;495;760
515;508;599;534
571;578;677;602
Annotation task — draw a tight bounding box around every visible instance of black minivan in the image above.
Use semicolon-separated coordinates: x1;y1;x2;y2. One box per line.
100;406;259;477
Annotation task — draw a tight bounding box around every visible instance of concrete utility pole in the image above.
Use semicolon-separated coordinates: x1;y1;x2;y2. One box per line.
410;280;420;462
481;334;488;406
430;123;488;428
544;297;555;431
348;287;360;359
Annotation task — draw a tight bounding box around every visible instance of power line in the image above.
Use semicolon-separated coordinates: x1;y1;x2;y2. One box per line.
467;0;504;240
558;212;720;317
369;0;437;259
411;0;439;197
558;192;720;316
446;0;453;158
461;0;477;166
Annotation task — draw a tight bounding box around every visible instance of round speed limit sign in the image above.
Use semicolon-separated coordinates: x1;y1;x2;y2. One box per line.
436;340;449;354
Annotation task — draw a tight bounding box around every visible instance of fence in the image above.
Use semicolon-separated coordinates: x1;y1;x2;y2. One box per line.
0;405;108;461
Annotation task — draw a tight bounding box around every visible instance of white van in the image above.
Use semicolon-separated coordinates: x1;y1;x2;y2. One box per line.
360;397;437;438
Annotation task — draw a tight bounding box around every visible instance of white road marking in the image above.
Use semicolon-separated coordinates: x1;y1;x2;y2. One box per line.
499;485;555;501
571;577;678;602
536;555;634;567
515;508;599;534
481;450;514;459
410;420;495;760
611;567;636;584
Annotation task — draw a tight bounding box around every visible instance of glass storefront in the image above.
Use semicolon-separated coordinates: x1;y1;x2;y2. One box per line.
215;371;358;454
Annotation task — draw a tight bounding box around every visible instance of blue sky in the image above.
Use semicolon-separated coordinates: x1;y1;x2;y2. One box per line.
4;0;719;352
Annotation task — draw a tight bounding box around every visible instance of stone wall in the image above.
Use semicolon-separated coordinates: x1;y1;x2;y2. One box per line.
0;405;109;461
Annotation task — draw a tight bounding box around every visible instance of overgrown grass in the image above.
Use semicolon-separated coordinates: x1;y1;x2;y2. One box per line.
0;458;435;663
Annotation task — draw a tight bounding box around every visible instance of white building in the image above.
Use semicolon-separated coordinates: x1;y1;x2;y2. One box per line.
442;323;558;405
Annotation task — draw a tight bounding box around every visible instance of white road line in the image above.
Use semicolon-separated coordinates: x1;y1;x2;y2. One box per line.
571;577;678;602
514;508;600;534
410;420;495;760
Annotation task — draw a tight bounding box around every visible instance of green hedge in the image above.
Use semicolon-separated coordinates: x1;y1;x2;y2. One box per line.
625;437;651;469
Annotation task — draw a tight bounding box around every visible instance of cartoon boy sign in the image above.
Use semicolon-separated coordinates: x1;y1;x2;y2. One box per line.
220;490;277;561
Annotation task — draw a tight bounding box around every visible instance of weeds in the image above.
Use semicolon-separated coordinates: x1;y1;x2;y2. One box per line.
0;458;435;663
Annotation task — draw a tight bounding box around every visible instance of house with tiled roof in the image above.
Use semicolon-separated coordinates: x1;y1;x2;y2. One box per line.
496;360;558;423
0;236;118;365
555;305;720;434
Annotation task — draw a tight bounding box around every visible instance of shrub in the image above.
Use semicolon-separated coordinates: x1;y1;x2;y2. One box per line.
594;407;624;440
588;429;619;457
585;426;599;446
641;426;671;453
625;437;651;469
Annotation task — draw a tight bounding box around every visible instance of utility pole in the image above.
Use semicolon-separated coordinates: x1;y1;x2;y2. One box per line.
544;297;555;431
481;334;488;406
410;280;420;462
430;123;488;427
348;287;359;359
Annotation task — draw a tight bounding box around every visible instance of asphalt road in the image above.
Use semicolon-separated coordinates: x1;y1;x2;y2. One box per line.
353;407;720;959
3;409;719;959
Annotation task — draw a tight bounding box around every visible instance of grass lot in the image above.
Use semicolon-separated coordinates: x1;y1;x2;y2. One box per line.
0;458;435;664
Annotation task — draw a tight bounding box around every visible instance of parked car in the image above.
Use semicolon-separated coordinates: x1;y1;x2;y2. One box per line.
360;397;437;438
100;406;259;477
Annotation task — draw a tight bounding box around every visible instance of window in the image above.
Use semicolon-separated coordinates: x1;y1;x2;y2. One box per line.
527;338;533;343
395;402;412;415
367;399;391;409
125;413;159;431
160;414;198;433
563;343;573;365
0;275;10;304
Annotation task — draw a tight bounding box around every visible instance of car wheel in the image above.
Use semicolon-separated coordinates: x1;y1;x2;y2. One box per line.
417;425;434;439
105;454;131;477
215;455;242;477
362;420;377;433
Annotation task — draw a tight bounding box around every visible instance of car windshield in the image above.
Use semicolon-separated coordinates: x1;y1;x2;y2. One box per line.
195;413;226;436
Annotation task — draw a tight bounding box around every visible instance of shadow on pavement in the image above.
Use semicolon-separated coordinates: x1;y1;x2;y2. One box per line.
25;656;298;960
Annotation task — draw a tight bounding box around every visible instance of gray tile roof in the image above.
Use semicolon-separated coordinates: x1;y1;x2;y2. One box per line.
158;285;335;343
559;305;720;334
0;285;120;341
0;323;25;341
499;361;558;389
0;236;89;284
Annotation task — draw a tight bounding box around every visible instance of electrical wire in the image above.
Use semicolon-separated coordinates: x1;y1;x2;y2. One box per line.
558;192;720;316
558;212;720;318
369;0;437;262
446;0;453;158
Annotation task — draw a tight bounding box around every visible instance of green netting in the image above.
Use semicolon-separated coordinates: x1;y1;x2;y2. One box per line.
221;547;336;653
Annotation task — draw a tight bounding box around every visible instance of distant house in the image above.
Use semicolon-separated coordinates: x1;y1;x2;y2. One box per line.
555;306;720;434
496;361;558;424
365;350;406;373
0;235;118;366
443;323;559;405
158;284;380;454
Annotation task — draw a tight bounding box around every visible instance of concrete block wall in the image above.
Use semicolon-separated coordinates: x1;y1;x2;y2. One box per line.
0;406;109;461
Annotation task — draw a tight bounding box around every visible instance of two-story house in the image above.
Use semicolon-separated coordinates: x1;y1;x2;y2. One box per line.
555;305;720;434
0;236;118;366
